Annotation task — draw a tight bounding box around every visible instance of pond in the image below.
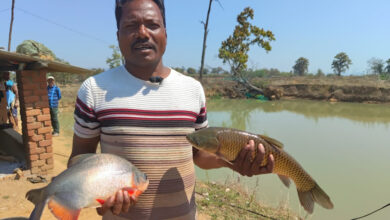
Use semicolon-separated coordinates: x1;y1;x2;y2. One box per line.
59;99;390;219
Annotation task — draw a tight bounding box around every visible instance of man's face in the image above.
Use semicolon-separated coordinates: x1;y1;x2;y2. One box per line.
47;79;54;86
117;0;167;68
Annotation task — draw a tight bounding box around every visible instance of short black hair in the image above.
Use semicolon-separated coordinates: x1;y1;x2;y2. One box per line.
115;0;166;30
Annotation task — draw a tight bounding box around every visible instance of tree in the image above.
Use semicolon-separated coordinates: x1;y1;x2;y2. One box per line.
316;69;325;76
211;67;225;74
331;52;352;76
187;67;197;75
384;59;390;74
367;58;384;75
199;0;221;81
293;57;309;76
218;7;275;94
106;45;123;69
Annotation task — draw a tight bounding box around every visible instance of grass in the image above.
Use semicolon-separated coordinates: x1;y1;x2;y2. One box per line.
195;180;301;220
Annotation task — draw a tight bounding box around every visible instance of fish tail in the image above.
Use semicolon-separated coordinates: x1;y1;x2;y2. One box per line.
298;183;334;214
28;201;46;220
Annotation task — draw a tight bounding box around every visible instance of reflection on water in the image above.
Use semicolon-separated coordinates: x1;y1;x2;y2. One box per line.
59;100;390;219
197;99;390;220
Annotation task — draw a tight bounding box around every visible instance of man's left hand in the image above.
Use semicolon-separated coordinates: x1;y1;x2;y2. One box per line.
225;140;274;177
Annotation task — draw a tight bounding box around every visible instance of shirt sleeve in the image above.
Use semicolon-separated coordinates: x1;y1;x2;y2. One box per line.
194;83;208;130
56;87;61;100
73;78;101;138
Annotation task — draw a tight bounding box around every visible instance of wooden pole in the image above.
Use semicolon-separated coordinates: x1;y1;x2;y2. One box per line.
8;0;15;51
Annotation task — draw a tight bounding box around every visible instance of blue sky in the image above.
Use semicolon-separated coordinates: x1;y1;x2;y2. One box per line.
0;0;389;74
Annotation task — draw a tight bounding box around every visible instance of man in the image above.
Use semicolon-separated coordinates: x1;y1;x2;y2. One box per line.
47;76;61;136
69;0;274;219
2;71;19;129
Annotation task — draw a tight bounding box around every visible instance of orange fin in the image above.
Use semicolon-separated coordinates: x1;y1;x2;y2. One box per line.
96;199;105;205
48;198;80;220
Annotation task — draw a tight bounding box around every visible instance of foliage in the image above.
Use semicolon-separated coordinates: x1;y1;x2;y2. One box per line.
367;57;385;76
385;59;390;74
293;57;309;76
106;45;123;69
316;69;325;76
332;52;352;76
211;67;226;74
172;66;186;73
218;7;275;77
187;67;197;75
16;40;56;61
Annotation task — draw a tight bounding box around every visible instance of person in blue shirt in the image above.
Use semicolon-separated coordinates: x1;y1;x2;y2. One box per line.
47;76;61;136
2;71;19;128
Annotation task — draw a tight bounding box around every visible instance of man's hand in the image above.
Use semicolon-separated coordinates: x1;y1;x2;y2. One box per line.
226;140;274;177
96;190;135;216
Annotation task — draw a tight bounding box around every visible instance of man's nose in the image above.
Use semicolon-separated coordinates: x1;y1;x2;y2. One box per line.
137;24;149;39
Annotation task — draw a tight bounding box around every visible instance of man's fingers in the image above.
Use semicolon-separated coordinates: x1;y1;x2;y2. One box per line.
122;190;131;213
241;141;255;175
251;143;265;171
97;195;115;216
266;154;275;173
112;190;124;215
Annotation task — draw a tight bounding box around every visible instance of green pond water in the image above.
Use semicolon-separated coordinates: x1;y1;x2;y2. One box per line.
59;99;390;219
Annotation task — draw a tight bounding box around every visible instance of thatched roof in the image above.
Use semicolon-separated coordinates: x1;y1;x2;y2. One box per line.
0;50;92;74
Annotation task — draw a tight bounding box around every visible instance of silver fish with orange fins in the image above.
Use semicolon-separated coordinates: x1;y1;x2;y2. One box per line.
26;153;148;220
186;127;333;213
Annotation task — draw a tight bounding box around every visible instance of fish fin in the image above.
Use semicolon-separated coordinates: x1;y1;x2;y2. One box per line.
277;175;291;188
258;135;284;149
297;190;314;214
68;153;96;167
26;187;45;205
311;183;334;209
123;187;142;200
48;197;80;220
96;199;105;205
216;152;234;166
28;200;47;220
298;184;334;214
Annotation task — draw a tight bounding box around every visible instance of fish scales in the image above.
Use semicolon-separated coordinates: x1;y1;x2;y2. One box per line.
217;129;316;191
186;127;333;214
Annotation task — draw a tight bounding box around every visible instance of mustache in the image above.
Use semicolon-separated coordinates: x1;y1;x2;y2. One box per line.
131;39;155;49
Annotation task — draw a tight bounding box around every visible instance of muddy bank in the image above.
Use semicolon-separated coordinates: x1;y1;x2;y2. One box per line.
202;75;390;103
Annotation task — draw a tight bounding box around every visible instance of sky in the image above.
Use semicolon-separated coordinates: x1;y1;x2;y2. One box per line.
0;0;389;75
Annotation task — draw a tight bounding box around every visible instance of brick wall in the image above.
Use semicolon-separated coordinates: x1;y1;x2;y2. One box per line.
16;70;53;175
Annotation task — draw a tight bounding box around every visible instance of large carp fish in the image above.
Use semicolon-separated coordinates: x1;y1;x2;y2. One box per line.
186;127;333;213
26;153;149;220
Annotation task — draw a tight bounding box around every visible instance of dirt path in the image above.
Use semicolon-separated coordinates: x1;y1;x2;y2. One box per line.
0;134;100;220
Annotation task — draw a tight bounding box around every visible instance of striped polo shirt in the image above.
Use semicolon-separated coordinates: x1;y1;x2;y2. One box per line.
74;66;207;220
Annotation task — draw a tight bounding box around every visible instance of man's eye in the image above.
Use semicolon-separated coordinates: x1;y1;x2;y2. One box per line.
148;24;160;30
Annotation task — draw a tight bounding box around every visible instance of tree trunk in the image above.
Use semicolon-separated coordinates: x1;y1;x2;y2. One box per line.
8;0;15;51
199;0;213;82
231;68;264;95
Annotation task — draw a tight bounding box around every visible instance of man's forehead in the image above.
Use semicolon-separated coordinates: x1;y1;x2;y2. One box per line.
121;0;162;18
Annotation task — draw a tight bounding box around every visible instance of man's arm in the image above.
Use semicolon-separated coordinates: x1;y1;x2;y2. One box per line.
12;84;19;108
193;140;275;177
67;134;99;167
57;87;62;100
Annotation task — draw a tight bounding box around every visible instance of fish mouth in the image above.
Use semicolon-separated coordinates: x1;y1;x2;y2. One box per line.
186;134;198;147
139;179;149;192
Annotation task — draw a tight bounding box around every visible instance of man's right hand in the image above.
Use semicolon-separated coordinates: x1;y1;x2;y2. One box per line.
96;190;136;216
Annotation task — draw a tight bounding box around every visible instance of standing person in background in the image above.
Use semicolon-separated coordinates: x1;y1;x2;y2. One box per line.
47;76;61;136
2;71;19;129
